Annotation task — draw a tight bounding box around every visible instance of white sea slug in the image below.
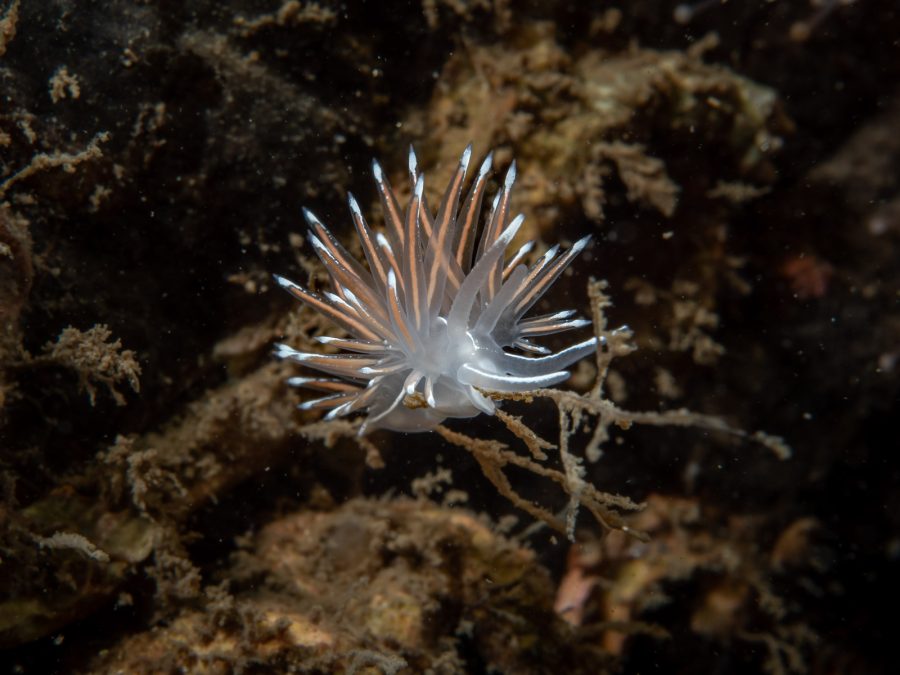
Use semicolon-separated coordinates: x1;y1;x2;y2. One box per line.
274;145;597;434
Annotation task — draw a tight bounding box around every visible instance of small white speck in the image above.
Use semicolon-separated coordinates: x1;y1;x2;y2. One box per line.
479;152;493;177
408;146;418;177
461;144;472;170
348;193;362;216
504;160;517;189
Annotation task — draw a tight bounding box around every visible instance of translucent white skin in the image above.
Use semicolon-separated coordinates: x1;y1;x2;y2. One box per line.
274;146;597;434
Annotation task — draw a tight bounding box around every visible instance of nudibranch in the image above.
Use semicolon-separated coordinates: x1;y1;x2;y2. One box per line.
275;146;597;433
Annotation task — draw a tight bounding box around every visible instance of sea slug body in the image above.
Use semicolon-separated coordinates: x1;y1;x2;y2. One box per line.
275;145;597;433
